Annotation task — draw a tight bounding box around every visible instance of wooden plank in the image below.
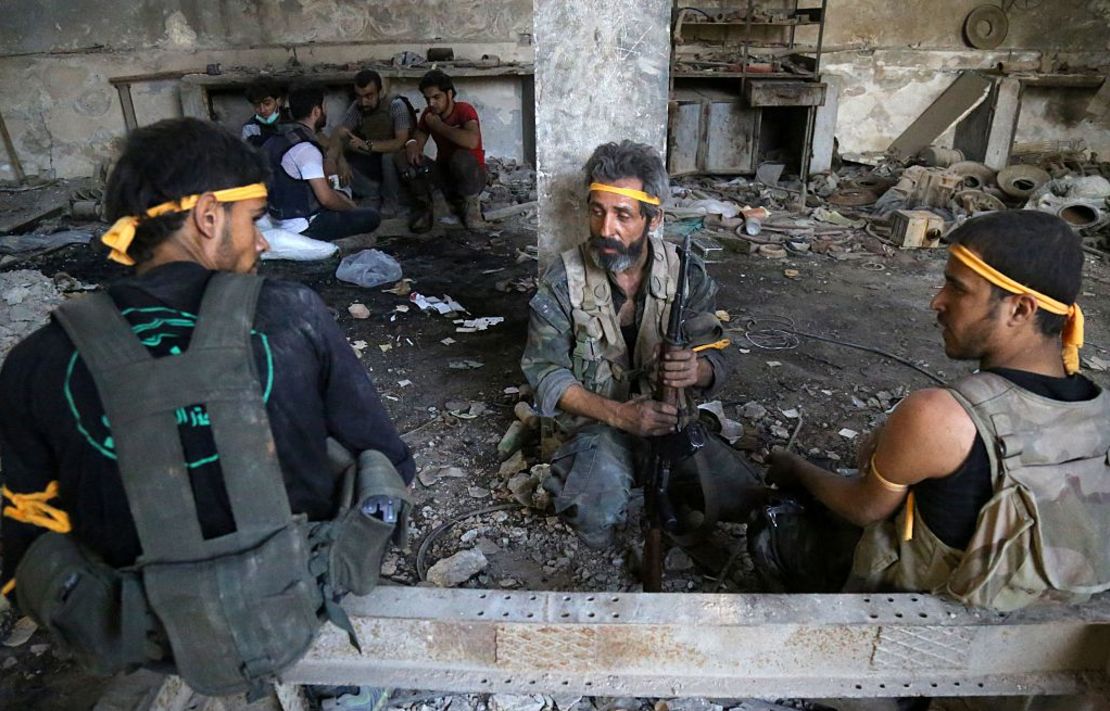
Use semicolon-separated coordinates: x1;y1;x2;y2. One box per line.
888;71;992;160
115;83;138;132
983;76;1023;171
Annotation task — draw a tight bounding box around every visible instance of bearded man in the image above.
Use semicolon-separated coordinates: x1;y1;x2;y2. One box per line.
521;141;756;548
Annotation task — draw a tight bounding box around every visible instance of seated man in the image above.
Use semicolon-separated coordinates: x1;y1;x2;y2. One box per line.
0;118;414;694
758;211;1109;610
332;69;415;215
400;69;487;232
262;85;380;241
521;141;756;548
240;80;288;147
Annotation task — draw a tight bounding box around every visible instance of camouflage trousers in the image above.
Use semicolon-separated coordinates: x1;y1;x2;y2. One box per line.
544;423;766;548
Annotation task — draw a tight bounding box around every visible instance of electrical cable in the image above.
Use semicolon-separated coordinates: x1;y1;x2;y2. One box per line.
731;316;945;385
416;503;520;581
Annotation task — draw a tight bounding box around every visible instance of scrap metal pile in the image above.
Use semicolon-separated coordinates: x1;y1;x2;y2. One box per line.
667;139;1110;258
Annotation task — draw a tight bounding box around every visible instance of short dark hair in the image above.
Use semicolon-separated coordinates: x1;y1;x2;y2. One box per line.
948;211;1083;337
103;118;269;264
354;69;383;90
418;69;455;97
584;141;669;221
287;85;325;121
245;80;281;104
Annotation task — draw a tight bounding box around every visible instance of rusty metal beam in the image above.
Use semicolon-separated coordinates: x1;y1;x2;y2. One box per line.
283;589;1110;699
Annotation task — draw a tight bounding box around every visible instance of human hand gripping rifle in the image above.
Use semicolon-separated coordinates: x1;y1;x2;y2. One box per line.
642;235;705;592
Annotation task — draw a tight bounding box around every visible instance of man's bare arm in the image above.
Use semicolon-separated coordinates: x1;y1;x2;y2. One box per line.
307;177;356;211
770;388;978;527
427;118;480;150
558;384;678;438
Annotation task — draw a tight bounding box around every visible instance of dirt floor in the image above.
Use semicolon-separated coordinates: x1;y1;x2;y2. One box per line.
1;193;1108;710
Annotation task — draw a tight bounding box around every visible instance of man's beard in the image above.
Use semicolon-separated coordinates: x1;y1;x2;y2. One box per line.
314;113;327;132
359;102;379;115
587;225;649;274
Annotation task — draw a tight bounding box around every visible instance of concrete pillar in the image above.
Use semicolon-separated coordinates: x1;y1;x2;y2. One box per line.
533;0;671;264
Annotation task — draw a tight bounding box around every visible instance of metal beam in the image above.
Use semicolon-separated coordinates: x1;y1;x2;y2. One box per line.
284;589;1110;699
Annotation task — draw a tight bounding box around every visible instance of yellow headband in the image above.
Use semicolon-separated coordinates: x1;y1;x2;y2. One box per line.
588;182;661;206
949;243;1085;374
101;183;268;266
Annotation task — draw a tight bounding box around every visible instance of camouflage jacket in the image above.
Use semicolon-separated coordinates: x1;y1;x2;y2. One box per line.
521;239;728;434
847;371;1110;610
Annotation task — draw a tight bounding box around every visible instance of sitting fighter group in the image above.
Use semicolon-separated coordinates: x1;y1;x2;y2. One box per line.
0;66;1106;698
239;68;487;243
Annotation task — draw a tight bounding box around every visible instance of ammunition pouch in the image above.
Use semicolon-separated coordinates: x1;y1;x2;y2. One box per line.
326;449;412;597
16;532;164;676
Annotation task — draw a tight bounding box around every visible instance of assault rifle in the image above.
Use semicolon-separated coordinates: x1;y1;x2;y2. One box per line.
642;235;706;592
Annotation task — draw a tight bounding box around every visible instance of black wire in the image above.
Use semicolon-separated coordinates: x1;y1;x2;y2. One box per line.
735;316;946;385
416;503;521;581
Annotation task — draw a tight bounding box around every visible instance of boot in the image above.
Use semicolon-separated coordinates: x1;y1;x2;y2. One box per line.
460;195;488;230
407;183;434;234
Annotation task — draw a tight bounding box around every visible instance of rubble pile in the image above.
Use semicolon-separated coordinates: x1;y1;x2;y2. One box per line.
0;270;84;367
668;141;1110;259
482;158;538;216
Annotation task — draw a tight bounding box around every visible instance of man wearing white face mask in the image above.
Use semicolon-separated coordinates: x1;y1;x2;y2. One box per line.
240;81;288;148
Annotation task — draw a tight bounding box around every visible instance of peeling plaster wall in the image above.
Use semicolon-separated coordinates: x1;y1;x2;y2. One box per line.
0;0;533;180
817;0;1110;157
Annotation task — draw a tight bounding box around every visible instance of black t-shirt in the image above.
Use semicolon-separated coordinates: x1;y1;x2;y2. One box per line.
0;262;414;590
914;367;1099;549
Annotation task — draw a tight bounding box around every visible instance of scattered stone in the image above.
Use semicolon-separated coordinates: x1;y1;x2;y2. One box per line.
30;643;49;656
664;548;694;572
380;555;399;577
426;548;488;587
498;449;528;477
1;657;16;670
739;401;767;420
347;303;370;319
838;428;859;440
489;694;549;711
418;467;443;487
467;486;490;499
460;529;479;543
780;407;800;419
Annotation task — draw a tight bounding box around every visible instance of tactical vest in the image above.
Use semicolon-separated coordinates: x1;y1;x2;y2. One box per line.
847;371;1110;610
242;116;282;148
357;95;402;141
14;274;409;697
263;125;323;221
557;238;681;433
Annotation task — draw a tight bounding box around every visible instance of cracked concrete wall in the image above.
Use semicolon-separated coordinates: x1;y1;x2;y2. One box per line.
0;0;533;181
534;0;671;262
816;0;1110;157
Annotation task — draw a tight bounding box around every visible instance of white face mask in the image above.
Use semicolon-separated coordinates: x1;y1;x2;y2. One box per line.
255;112;280;125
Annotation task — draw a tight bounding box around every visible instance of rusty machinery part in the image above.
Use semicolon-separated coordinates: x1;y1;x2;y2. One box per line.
954;189;1007;214
964;5;1009;49
947;160;997;191
997;164;1051;199
850;174;893;192
1056;202;1104;230
827;187;879;207
919;146;965;168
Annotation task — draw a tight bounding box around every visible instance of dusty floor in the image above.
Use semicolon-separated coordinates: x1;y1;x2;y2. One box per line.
1;204;1108;710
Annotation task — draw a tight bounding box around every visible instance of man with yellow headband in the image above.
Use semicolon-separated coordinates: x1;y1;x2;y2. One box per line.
521;141;758;549
0;118;414;694
756;211;1109;610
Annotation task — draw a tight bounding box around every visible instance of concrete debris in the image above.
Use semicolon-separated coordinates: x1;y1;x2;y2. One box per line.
448;360;485;369
664;548;694;572
507;465;552;510
739;402;768;420
0;270;71;368
498;448;529;477
489;695;551;711
426;548;488;587
696;401;743;444
347;303;370;319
